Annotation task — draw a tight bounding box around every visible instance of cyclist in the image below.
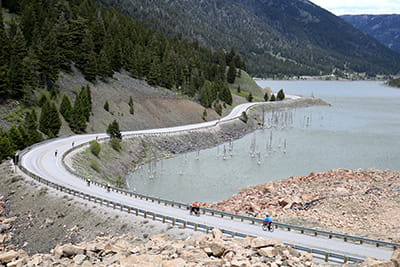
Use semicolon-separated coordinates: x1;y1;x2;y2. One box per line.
190;201;200;215
263;214;273;231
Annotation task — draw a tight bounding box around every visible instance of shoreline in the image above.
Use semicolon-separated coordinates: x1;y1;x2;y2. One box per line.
70;97;329;189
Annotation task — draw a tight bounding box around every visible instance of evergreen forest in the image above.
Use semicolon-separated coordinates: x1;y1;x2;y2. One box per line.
0;0;243;161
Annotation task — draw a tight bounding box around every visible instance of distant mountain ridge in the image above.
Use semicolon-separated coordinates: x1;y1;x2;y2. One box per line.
97;0;400;76
341;14;400;54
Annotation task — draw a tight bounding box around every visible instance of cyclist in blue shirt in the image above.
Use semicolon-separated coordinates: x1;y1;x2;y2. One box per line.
263;214;273;230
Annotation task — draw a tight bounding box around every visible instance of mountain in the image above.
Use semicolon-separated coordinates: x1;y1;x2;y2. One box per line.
97;0;400;76
341;14;400;54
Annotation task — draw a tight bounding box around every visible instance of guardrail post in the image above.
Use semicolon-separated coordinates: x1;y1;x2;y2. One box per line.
162;216;166;224
144;211;147;218
344;237;347;242
325;253;330;262
128;207;131;213
194;224;197;231
172;218;176;226
113;203;116;209
344;256;348;263
120;204;123;211
231;232;235;238
376;243;379;247
329;234;332;239
231;215;233;220
206;227;210;234
183;221;186;228
135;209;138;216
152;214;155;220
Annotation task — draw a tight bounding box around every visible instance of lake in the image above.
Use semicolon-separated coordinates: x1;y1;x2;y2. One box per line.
127;80;400;203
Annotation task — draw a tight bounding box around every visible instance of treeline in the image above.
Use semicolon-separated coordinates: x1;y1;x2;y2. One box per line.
0;0;242;101
0;0;244;161
0;85;92;161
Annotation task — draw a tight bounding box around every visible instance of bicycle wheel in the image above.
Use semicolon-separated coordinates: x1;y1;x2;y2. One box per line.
269;224;274;232
262;224;267;231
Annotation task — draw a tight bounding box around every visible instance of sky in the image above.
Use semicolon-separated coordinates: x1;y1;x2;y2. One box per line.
308;0;400;15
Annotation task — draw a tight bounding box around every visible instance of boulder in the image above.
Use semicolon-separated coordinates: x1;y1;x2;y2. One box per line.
392;247;400;267
161;258;186;267
74;254;87;265
258;247;278;258
54;244;85;258
212;228;224;240
209;242;226;257
119;254;162;267
6;257;28;267
150;233;169;242
0;250;19;264
251;238;282;249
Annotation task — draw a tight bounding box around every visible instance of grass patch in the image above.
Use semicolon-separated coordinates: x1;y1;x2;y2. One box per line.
89;158;101;172
229;69;264;97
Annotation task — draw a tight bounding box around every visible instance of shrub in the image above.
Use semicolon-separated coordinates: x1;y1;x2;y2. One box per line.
89;140;101;157
270;94;276;101
104;101;109;112
240;111;248;123
202;109;207;121
110;138;121;151
90;158;101;172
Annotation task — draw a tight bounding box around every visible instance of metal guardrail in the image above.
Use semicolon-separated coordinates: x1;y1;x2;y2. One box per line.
61;140;399;251
18;160;363;263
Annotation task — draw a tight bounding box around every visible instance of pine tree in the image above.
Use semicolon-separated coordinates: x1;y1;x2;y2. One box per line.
78;31;97;82
8;27;30;98
227;61;236;84
97;47;113;80
24;110;43;145
60;94;73;123
36;30;60;88
264;92;269;101
106;120;122;139
8;126;24;150
0;10;10;98
270;94;276;101
277;89;285;101
39;100;61;137
247;92;253;102
0;134;13;161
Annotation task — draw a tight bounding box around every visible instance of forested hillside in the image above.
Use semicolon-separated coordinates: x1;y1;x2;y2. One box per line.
0;0;242;161
98;0;400;77
341;15;400;54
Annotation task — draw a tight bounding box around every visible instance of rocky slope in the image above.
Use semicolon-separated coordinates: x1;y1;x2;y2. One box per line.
204;168;400;243
1;183;399;266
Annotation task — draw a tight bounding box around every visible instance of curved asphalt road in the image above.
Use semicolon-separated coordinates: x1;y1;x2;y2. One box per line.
20;99;394;262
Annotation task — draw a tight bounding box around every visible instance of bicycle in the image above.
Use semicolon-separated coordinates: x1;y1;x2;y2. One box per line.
262;222;274;232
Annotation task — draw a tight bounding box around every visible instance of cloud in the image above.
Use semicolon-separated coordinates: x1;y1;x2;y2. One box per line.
309;0;400;15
